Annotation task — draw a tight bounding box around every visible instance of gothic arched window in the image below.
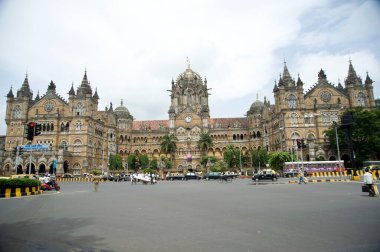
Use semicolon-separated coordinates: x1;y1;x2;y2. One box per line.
13;105;22;119
73;139;82;153
287;94;297;109
357;92;366;107
75;103;84;116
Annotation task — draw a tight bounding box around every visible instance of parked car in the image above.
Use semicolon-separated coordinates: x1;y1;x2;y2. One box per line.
62;173;74;178
203;172;222;180
283;169;299;178
252;169;278;182
166;173;185;181
184;172;201;180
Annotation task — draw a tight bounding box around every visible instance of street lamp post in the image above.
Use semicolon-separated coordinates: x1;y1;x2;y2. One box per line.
333;122;342;178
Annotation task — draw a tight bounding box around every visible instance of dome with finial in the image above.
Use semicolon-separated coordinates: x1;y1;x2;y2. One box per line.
114;99;130;117
248;94;264;114
176;58;203;84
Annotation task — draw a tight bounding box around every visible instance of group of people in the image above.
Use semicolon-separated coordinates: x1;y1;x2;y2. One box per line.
39;174;54;186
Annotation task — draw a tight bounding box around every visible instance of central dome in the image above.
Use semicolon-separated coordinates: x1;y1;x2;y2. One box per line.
176;66;202;82
249;99;264;114
114;99;130;116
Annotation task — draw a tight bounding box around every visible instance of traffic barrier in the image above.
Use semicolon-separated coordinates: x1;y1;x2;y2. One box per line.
288;178;350;183
0;186;41;198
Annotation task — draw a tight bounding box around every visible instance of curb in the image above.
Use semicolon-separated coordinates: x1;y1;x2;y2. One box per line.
0;186;42;198
289;179;351;184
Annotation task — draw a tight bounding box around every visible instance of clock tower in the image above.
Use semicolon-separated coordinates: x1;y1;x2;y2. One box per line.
168;61;211;170
168;61;210;131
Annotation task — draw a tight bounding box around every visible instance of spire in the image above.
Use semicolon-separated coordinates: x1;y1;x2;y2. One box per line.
186;57;190;69
81;69;89;85
365;72;373;86
7;86;14;98
337;78;343;89
35;90;40;100
282;61;293;86
93;87;99;99
17;73;32;97
204;76;207;87
345;60;360;86
22;73;29;87
171;78;175;89
69;83;75;95
109;102;113;112
121;99;123;106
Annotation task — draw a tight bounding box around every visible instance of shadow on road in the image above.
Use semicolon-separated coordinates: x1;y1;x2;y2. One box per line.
0;217;113;252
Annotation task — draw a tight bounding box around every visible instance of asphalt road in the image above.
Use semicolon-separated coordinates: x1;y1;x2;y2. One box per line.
1;179;379;252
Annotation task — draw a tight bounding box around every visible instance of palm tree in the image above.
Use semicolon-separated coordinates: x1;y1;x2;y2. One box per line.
160;134;178;166
198;132;213;172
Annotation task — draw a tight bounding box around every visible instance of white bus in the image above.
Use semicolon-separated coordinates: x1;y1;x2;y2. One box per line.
284;160;345;176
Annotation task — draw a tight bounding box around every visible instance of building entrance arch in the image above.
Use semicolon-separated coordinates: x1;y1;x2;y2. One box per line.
39;164;46;174
16;165;23;174
25;163;36;174
64;161;69;173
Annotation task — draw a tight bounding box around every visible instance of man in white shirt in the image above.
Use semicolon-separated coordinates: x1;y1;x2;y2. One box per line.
363;168;375;197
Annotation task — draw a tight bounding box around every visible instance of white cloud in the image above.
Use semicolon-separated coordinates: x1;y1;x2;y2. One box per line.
0;0;379;135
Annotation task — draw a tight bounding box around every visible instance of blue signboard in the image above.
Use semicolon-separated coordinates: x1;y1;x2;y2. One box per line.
22;144;49;151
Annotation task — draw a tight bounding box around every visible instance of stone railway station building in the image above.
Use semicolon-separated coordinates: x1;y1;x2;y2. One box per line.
0;61;377;175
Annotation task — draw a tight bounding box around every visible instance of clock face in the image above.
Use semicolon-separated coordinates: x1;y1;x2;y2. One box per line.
185;116;192;123
44;101;55;112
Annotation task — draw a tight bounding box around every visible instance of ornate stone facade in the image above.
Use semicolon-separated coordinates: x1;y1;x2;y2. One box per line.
1;61;376;175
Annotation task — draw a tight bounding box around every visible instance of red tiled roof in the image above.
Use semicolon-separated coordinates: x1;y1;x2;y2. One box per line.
209;117;248;128
132;120;169;131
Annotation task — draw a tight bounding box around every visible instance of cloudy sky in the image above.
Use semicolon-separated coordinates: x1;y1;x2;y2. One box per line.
0;0;379;135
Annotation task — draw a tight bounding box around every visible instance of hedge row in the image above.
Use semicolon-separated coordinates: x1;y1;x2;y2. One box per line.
0;178;40;189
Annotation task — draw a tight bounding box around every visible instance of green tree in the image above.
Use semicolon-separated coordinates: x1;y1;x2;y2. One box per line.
160;155;172;169
325;108;380;168
200;155;217;166
139;154;149;168
268;151;293;172
251;149;269;168
109;154;123;170
198;132;213;158
160;134;178;164
211;160;228;173
150;157;158;169
127;154;139;171
223;144;242;170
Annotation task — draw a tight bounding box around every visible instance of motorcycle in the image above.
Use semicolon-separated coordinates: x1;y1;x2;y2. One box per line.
41;180;60;191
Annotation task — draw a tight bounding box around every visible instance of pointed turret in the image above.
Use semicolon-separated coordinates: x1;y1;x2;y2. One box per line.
68;83;75;95
204;77;207;87
47;80;56;92
273;80;279;92
171;78;175;89
277;74;284;87
317;69;329;85
337;79;344;90
345;60;361;86
296;73;304;87
93;87;99;99
35;90;40;100
7;86;14;98
365;72;373;86
109;102;113;112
